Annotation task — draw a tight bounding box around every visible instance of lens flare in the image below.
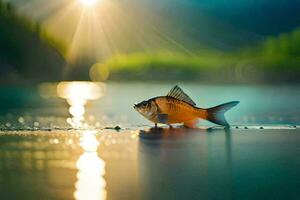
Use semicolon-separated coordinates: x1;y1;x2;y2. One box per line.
17;0;191;63
89;63;110;81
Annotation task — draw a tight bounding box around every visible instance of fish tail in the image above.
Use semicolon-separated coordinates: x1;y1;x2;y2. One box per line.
205;101;240;126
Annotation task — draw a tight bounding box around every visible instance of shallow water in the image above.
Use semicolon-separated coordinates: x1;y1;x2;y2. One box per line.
0;82;299;200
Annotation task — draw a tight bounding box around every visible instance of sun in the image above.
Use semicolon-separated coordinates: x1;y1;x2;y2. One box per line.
78;0;99;7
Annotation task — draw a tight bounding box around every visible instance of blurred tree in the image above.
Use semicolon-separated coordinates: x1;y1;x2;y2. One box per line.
0;0;66;83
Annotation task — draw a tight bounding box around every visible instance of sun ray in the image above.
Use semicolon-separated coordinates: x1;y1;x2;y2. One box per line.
10;0;194;64
43;1;82;43
17;0;71;21
67;8;88;61
78;0;99;8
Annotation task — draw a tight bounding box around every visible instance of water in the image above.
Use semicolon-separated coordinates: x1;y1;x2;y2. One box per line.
0;82;299;200
1;82;299;128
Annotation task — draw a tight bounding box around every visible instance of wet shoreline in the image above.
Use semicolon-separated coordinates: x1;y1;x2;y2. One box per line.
1;127;300;199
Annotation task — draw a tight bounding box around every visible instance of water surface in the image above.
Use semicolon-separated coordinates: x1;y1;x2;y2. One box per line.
0;82;299;200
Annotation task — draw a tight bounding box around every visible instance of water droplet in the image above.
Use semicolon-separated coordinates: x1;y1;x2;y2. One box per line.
131;134;137;139
53;138;59;144
67;139;73;145
66;118;72;124
18;117;25;124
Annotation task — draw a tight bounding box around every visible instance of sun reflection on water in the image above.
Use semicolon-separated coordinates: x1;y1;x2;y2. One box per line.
75;131;107;200
56;81;107;200
57;81;105;128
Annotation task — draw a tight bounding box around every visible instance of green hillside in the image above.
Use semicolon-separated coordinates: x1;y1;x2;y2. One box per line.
104;28;300;83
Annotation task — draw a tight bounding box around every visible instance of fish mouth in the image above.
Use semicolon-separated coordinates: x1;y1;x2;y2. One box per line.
133;103;138;109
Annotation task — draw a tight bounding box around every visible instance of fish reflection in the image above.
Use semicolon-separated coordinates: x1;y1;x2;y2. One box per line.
74;131;107;200
56;81;105;127
139;127;205;140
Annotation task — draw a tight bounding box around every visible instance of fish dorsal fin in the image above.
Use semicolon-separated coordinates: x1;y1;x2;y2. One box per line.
166;85;196;106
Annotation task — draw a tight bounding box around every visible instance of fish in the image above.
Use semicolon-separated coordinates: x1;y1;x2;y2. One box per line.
134;85;239;128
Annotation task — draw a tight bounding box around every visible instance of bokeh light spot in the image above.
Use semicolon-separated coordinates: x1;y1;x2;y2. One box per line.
89;63;110;81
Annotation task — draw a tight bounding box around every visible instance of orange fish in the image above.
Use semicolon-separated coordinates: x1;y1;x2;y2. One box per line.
134;85;239;128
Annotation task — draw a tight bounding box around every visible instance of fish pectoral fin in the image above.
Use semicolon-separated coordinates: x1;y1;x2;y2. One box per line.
157;114;168;124
184;119;199;128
